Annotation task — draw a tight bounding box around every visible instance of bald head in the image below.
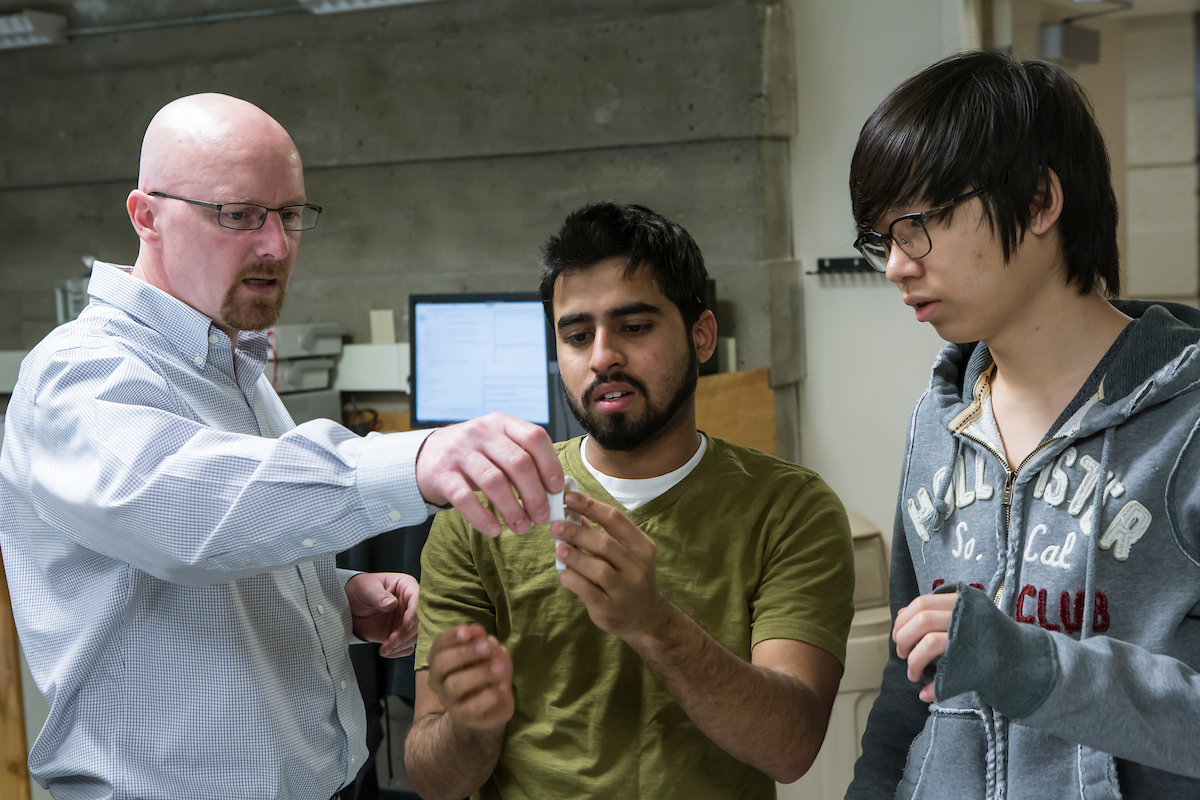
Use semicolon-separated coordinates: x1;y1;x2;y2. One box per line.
129;94;308;341
139;93;302;197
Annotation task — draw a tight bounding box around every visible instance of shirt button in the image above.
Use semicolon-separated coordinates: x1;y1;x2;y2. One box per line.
388;510;402;522
208;333;219;344
302;538;314;548
350;755;356;765
341;680;347;691
193;356;204;368
317;605;325;615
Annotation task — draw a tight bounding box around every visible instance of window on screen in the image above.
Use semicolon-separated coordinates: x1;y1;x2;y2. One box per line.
413;300;550;425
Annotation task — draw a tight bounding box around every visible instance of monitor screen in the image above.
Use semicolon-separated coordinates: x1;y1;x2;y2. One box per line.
410;293;552;427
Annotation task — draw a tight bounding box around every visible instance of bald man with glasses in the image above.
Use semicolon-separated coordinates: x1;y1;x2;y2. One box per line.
0;93;563;800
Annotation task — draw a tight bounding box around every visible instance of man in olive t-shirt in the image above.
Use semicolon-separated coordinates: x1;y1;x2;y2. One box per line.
404;201;855;800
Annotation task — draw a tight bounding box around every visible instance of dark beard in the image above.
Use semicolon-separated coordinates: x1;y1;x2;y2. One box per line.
220;260;289;331
564;339;698;452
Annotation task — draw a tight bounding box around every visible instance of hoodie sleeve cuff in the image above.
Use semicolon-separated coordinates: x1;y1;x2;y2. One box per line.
935;584;1059;719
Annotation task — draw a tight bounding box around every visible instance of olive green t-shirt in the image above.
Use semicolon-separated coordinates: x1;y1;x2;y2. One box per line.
415;435;854;800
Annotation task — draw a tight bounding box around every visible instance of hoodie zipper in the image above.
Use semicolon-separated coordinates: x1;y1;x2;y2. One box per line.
958;433;1065;607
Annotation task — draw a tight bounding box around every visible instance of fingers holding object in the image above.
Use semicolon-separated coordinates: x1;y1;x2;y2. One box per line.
564;491;635;545
456;447;536;534
555;539;617;588
416;413;563;537
493;416;562;523
551;515;620;564
438;472;503;538
455;439;558;535
557;555;609;607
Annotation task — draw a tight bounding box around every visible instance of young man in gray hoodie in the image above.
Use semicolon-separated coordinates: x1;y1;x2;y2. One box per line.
844;51;1200;799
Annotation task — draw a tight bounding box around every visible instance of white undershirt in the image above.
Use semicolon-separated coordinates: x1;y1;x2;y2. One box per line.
579;434;708;510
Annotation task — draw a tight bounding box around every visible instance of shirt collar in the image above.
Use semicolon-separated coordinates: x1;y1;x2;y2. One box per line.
87;261;270;369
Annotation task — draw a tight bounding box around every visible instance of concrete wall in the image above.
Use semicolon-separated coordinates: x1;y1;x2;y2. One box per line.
0;0;804;452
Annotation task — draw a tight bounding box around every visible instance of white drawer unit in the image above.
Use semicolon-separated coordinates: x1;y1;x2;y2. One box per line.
270;323;345;359
266;324;346;395
1;350;25;393
778;511;891;800
269;357;337;394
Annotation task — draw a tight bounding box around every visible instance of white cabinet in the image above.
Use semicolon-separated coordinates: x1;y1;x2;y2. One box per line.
778;511;891;800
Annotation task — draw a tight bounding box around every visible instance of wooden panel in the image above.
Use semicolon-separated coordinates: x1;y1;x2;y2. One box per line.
375;412;412;434
345;411;411;434
695;368;776;455
0;549;31;800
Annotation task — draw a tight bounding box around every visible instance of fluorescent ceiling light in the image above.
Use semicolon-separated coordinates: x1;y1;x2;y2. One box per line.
0;9;67;50
300;0;447;14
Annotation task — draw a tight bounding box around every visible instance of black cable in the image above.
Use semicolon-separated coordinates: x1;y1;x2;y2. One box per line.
383;694;394;784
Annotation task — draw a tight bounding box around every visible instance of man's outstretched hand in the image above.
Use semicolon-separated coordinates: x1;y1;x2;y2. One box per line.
416;413;564;538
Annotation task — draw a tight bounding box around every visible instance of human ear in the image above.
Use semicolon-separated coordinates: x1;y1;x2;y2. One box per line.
692;309;718;366
126;190;162;245
1029;168;1064;235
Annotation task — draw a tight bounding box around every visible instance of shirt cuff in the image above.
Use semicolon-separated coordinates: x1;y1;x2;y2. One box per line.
339;568;369;646
355;428;436;531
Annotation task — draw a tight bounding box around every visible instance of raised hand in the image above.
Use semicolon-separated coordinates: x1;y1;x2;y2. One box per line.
552;491;668;644
425;624;514;731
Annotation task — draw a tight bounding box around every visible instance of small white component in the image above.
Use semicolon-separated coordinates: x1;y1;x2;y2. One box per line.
548;476;580;572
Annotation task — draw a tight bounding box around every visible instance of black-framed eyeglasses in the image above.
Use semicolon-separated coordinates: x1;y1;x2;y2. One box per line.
853;187;986;272
148;191;322;231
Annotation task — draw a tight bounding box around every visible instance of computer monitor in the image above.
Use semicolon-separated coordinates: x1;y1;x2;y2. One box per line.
409;293;553;429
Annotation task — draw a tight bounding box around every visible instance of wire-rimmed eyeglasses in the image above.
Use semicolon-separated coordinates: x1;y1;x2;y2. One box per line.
149;191;322;232
853;188;986;272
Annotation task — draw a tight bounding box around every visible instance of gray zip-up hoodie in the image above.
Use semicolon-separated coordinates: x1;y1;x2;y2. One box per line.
846;301;1200;800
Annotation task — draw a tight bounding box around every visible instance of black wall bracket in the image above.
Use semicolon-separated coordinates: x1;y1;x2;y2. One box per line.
807;257;877;275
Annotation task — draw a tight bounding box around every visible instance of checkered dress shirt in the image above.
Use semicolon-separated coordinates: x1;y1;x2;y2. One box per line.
0;262;433;799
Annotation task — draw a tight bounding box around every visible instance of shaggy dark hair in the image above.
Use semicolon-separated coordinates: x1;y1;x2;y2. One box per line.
539;200;709;327
849;50;1119;297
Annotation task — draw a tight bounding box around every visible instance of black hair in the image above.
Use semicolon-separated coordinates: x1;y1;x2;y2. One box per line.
539;200;709;328
849;50;1119;297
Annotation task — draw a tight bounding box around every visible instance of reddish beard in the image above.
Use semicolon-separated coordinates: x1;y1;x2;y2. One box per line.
221;260;290;332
